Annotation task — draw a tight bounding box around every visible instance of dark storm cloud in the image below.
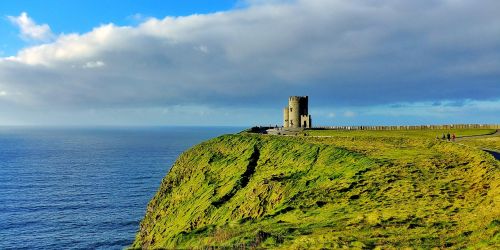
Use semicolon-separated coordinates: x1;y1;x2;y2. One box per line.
1;0;499;112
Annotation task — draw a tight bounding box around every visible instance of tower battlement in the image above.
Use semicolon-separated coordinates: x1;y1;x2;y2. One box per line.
289;96;307;102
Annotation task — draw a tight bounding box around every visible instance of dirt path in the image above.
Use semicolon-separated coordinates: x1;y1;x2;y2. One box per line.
455;129;499;160
455;129;500;141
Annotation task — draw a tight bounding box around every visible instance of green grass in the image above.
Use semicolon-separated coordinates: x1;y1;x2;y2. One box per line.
132;129;499;249
305;128;496;139
460;135;500;152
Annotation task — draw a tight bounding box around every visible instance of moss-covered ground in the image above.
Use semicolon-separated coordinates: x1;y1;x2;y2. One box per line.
459;134;500;152
306;128;496;139
132;129;499;249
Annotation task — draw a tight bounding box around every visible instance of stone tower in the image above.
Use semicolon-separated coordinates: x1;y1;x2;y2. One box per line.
283;96;312;128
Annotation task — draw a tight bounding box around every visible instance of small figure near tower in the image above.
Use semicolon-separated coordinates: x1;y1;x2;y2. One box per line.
283;96;312;128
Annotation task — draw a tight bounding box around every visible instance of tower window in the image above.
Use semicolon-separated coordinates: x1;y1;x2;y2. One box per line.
290;108;292;112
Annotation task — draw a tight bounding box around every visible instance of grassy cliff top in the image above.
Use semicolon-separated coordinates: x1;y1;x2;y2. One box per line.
132;130;499;249
306;128;496;138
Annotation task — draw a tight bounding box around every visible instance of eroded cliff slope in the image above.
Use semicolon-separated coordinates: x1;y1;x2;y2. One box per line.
133;133;499;249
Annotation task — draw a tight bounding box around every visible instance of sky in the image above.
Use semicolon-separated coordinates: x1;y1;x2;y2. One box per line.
0;0;499;126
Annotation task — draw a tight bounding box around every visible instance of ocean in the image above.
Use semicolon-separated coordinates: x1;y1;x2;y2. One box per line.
0;126;243;249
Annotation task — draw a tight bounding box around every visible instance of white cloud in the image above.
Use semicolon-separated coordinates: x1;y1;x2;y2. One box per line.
128;13;147;22
343;111;356;117
366;100;500;117
195;45;209;53
83;60;105;69
0;0;499;125
7;12;54;42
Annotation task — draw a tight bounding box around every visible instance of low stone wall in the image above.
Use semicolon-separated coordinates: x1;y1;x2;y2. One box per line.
313;124;500;131
266;127;303;135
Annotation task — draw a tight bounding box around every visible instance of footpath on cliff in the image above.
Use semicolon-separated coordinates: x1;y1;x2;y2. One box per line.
268;127;500;160
456;129;500;160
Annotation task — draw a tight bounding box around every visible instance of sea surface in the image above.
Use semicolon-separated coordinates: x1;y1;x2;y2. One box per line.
0;126;243;249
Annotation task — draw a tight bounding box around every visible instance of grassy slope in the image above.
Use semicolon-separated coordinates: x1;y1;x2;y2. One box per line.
306;129;496;138
132;130;499;249
460;136;500;152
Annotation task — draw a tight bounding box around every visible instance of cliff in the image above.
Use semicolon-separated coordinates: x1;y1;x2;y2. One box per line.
132;132;499;249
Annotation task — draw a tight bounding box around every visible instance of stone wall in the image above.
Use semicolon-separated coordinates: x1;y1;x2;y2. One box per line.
313;124;500;131
300;114;311;128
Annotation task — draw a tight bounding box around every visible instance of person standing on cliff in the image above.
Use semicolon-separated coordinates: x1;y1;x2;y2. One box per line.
447;133;451;141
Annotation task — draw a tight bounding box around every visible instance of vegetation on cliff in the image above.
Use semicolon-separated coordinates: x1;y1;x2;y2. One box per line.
460;136;500;152
132;130;499;249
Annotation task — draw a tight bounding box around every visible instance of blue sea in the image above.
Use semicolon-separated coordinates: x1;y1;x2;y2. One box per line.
0;126;243;249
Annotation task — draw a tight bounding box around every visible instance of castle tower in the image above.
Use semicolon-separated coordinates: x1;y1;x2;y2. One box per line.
283;96;312;128
288;96;301;128
299;96;308;115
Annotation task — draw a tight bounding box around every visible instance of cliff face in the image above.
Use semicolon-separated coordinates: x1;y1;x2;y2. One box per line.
132;133;499;249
